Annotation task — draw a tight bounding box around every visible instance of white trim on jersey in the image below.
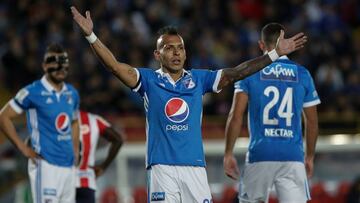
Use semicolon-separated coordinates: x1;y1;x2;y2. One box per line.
41;76;67;93
9;99;24;114
132;68;142;92
246;111;251;163
145;117;149;168
234;89;245;94
143;92;149;112
213;69;223;93
29;109;41;153
303;99;321;108
155;68;190;86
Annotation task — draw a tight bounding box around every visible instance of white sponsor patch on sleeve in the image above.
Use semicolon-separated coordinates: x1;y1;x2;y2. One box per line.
15;88;29;104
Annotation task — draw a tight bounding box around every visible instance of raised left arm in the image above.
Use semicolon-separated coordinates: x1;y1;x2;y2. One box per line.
218;31;307;89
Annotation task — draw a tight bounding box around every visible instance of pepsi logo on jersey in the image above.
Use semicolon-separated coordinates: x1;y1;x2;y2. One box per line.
55;113;71;134
164;98;189;131
164;98;189;123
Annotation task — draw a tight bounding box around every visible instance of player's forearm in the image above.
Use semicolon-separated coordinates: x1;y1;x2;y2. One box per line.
305;122;318;157
304;106;319;157
101;127;124;170
101;142;122;170
219;54;273;88
224;115;242;155
89;40;138;87
90;40;120;73
0;116;28;153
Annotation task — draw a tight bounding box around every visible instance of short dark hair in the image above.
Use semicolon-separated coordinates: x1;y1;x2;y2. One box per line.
261;23;285;47
46;43;66;54
157;26;179;36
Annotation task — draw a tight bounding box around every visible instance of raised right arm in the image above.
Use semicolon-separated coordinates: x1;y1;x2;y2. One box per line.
71;6;138;88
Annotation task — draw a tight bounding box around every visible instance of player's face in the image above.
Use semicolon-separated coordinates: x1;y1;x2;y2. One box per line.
42;52;69;84
154;34;186;73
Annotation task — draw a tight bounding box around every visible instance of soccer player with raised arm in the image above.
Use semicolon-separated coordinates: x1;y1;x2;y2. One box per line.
223;23;320;203
0;43;80;203
71;7;307;203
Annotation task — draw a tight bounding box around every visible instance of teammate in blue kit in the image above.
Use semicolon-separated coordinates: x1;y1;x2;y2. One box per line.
223;23;320;203
0;43;80;203
71;6;307;203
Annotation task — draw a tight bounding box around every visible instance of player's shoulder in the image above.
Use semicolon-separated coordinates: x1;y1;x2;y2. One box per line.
278;59;310;75
21;79;42;93
137;67;155;74
189;68;217;73
187;68;219;79
278;59;307;70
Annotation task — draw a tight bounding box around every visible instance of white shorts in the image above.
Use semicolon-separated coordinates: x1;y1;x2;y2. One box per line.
238;162;310;203
28;159;76;203
147;165;212;203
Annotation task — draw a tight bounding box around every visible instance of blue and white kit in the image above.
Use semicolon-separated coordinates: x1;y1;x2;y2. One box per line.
234;56;321;203
10;76;79;203
132;67;222;202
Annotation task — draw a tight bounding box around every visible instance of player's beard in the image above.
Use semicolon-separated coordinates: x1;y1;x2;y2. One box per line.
47;71;66;85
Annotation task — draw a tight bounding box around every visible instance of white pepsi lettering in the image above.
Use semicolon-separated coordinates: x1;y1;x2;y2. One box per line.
166;124;189;131
262;64;295;78
264;128;293;138
57;134;72;141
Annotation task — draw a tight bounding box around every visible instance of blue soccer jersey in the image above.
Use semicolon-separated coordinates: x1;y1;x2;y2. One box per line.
10;76;80;167
133;68;222;168
234;56;320;163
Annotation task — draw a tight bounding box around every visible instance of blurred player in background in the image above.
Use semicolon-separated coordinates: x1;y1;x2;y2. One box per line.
71;6;307;202
76;110;124;203
223;23;320;203
0;43;80;203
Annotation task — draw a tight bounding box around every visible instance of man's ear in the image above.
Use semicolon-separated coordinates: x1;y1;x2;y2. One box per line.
42;62;47;73
258;40;266;52
154;49;160;61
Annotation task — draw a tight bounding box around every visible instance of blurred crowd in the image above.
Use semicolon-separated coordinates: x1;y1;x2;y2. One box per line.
0;0;360;118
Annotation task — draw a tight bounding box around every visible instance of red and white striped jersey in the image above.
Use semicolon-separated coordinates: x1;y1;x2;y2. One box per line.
76;111;111;190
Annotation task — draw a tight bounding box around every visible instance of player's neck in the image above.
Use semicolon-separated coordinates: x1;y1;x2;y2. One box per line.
162;67;183;82
45;75;64;92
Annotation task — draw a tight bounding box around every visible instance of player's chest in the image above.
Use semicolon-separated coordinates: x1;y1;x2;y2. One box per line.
33;91;75;115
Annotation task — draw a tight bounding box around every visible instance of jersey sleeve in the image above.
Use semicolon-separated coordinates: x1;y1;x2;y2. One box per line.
195;69;223;94
9;87;32;114
95;115;111;136
234;78;249;94
131;68;152;96
303;70;321;108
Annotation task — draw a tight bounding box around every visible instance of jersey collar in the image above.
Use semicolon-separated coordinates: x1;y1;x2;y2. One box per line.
263;51;289;60
156;68;190;86
278;55;289;60
41;75;67;93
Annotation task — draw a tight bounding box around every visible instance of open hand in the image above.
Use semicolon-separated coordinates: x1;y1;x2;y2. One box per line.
22;146;40;164
223;154;240;180
276;30;307;56
70;6;93;36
